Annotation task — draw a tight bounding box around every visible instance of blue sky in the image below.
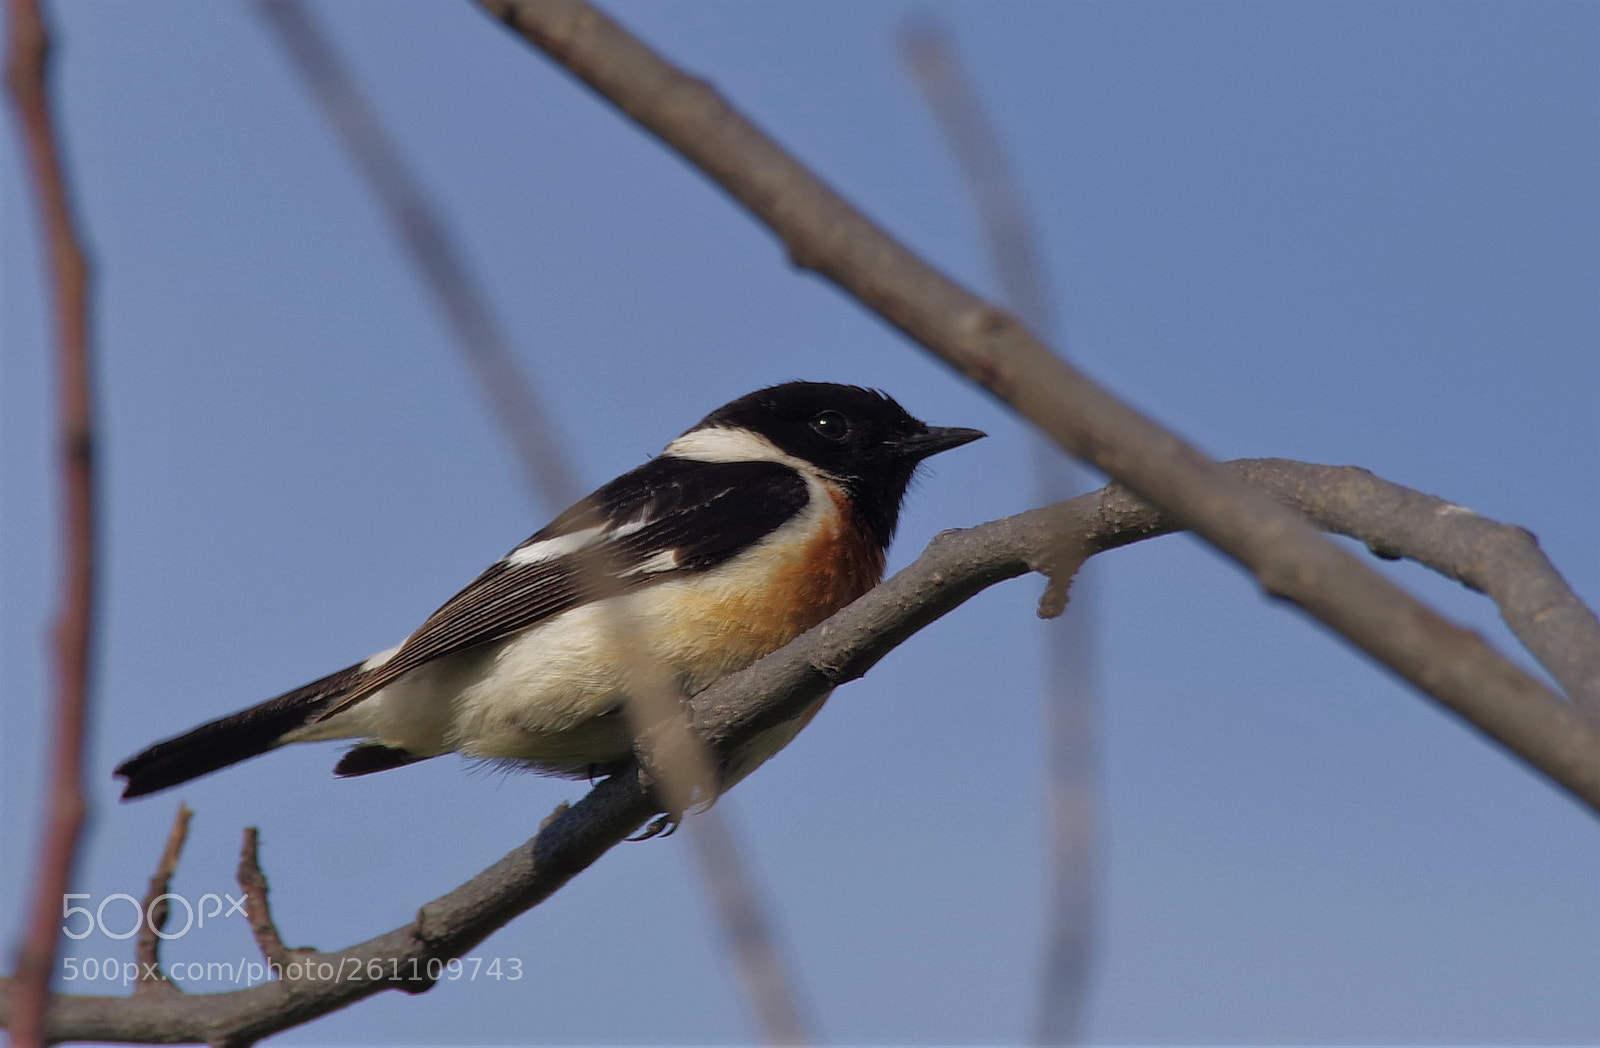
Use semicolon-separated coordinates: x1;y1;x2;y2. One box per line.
3;2;1596;1044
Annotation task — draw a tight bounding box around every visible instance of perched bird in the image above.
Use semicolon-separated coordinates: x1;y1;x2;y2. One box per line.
116;381;983;800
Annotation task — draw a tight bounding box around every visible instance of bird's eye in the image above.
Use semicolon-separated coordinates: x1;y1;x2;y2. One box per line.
809;410;850;441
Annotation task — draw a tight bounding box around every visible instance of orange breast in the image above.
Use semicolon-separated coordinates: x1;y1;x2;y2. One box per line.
776;485;886;635
640;483;886;693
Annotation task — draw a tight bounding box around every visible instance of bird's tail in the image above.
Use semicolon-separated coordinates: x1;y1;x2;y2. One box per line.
115;662;368;799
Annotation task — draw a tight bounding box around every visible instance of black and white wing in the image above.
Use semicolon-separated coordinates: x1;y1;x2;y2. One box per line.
314;457;809;721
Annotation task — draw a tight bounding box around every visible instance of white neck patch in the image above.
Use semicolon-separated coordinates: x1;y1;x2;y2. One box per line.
664;426;797;467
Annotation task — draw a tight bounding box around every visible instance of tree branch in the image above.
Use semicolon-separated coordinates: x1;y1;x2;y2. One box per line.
1273;468;1600;715
475;0;1600;810
900;22;1098;1044
685;461;1600;771
5;0;99;1044
255;5;812;1039
133;805;192;998
236;829;298;974
4;459;1595;1044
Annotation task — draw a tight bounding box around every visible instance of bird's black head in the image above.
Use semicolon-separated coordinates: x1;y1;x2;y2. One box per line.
679;382;984;546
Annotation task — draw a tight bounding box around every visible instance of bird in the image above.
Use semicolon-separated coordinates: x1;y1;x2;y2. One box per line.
115;381;984;801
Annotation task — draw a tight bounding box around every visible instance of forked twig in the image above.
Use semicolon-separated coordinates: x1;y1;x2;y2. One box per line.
134;804;194;996
237;829;300;972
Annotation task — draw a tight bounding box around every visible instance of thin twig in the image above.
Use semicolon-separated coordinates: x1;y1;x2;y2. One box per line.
134;804;194;997
254;5;811;1041
237;829;299;972
5;459;1594;1043
477;0;1600;812
901;22;1098;1044
5;0;98;1044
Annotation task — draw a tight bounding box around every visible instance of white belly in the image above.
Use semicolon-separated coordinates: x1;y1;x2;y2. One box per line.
303;519;850;776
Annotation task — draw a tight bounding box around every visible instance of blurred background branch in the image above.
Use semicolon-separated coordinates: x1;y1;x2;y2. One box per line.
255;3;810;1041
257;0;579;514
5;0;99;1044
900;20;1098;1044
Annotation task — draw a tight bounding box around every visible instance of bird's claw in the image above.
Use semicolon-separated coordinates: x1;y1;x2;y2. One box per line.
627;812;681;841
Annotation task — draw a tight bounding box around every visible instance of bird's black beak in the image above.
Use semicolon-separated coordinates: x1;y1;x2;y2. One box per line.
889;425;986;461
